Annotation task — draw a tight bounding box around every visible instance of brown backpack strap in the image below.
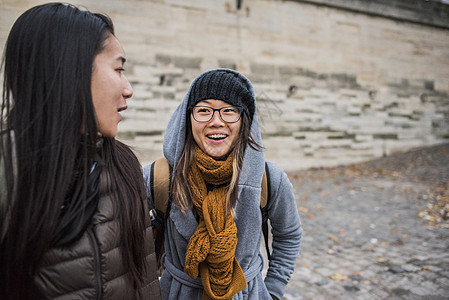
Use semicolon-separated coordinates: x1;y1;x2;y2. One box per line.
153;157;170;215
260;167;268;209
151;158;273;263
260;162;271;260
150;157;171;276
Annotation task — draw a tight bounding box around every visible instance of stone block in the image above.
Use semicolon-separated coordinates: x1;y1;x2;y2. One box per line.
355;135;373;142
149;66;184;77
348;106;362;115
350;142;373;150
131;91;154;101
218;59;237;70
174;56;202;69
133;65;154;77
128;75;160;85
316;139;353;148
155;54;172;66
434;78;449;93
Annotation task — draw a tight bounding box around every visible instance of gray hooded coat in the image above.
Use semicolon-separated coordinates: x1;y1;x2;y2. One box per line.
143;69;302;300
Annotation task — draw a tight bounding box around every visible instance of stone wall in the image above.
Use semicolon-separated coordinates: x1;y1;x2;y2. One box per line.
1;0;448;170
291;0;449;29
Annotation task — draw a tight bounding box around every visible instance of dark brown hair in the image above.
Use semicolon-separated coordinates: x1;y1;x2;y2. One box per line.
171;111;262;213
0;3;146;298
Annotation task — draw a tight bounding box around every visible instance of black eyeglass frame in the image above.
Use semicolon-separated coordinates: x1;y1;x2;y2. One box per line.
190;105;244;123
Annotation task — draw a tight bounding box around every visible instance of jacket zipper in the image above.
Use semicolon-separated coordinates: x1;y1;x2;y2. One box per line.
87;228;103;300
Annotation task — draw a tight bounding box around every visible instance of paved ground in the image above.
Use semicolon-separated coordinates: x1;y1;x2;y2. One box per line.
282;143;449;299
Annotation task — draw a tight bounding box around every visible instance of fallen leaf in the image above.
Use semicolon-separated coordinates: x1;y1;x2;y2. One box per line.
298;206;309;213
330;273;347;281
329;235;339;244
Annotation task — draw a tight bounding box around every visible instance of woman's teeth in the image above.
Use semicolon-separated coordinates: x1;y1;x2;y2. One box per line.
208;134;226;140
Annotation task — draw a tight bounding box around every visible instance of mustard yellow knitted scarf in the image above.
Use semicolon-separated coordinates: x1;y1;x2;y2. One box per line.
184;147;246;300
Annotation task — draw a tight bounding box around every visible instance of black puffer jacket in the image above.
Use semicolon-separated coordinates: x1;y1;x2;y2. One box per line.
33;170;161;299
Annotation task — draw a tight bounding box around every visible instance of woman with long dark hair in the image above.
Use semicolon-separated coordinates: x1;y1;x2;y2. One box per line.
144;69;302;299
0;3;161;299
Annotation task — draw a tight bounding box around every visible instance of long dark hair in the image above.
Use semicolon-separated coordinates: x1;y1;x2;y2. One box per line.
171;109;262;213
0;3;146;298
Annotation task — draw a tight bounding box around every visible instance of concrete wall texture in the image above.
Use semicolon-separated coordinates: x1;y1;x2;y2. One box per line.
1;0;448;171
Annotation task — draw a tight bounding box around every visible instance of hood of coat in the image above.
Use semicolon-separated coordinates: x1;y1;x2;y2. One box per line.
163;68;265;189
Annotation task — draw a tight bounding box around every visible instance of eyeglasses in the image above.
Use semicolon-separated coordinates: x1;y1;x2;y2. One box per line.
191;105;243;123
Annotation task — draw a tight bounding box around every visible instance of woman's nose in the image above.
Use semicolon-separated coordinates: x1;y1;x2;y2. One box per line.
123;76;133;99
209;110;225;126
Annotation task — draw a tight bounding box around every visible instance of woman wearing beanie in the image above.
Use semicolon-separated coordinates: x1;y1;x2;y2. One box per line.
143;69;302;300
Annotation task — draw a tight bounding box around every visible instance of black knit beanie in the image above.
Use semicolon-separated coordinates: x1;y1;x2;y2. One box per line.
188;70;255;121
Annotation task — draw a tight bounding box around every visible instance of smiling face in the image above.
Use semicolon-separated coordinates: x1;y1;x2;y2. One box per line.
91;34;133;137
190;99;242;160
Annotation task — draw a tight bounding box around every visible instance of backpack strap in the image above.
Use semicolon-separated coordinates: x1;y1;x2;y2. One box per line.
152;157;170;215
260;165;268;208
260;162;271;261
149;157;171;274
150;158;273;265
